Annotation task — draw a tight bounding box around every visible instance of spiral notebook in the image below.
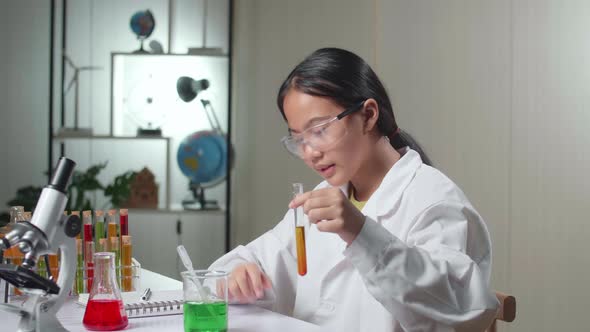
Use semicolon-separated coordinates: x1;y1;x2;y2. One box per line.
78;289;184;319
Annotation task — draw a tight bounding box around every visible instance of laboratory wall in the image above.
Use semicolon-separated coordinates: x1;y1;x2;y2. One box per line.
231;0;590;331
0;1;51;211
377;0;513;312
508;0;590;330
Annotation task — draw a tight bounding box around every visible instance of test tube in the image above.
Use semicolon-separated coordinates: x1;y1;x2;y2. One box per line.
10;206;25;222
121;235;133;291
119;209;129;236
48;253;59;281
82;210;93;292
292;183;307;276
94;210;105;251
83;210;93;243
12;209;27;295
10;210;29;264
99;238;107;255
110;237;121;286
4;206;25;260
107;209;118;251
85;241;95;292
107;209;118;236
75;238;84;294
37;254;47;278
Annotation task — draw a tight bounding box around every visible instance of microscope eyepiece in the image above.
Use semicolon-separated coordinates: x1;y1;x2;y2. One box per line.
48;157;76;193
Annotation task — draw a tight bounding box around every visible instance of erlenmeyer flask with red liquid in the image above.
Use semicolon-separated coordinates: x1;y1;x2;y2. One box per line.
83;252;128;331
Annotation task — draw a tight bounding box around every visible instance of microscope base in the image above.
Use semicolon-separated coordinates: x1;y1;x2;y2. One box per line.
0;300;70;332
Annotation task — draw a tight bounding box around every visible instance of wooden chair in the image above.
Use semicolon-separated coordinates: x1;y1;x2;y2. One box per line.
486;291;516;332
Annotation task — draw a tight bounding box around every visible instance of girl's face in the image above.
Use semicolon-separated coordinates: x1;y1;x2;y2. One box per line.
282;90;371;186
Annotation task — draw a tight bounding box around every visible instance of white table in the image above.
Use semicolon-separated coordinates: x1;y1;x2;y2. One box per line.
1;269;321;332
139;268;183;290
52;301;321;331
3;297;321;331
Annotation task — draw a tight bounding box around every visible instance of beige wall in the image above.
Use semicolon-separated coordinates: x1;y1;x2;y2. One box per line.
231;0;376;242
232;1;590;331
509;1;590;330
376;1;513;296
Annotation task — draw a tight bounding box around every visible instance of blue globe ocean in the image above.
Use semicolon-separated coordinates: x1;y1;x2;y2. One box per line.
130;10;155;39
177;131;228;185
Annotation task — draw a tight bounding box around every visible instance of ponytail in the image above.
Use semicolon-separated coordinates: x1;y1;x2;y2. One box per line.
389;129;432;166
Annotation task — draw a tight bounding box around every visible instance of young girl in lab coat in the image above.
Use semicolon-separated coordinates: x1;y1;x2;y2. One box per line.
210;48;499;331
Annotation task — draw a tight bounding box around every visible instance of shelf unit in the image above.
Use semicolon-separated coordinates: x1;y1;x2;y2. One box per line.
53;134;172;210
48;0;234;253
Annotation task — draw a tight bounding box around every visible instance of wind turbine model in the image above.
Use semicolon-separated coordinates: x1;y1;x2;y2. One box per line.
57;55;102;136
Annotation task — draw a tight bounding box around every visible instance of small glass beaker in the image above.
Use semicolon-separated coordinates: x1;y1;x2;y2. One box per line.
182;270;228;332
83;252;128;331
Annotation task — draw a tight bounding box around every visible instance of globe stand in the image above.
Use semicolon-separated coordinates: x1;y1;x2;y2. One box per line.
133;39;150;54
137;127;162;136
182;182;219;210
137;123;162;137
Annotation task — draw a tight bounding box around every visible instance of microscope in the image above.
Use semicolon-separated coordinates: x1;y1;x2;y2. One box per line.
0;157;81;332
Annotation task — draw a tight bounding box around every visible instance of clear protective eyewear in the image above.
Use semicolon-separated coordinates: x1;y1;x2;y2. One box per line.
281;101;365;158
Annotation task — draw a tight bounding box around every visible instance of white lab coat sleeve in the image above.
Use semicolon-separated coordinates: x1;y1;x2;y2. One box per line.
208;212;298;316
343;201;499;331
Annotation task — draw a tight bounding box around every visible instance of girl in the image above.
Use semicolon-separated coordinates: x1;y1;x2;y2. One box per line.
210;48;499;331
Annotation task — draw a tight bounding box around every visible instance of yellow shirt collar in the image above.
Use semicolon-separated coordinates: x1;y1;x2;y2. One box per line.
349;185;367;211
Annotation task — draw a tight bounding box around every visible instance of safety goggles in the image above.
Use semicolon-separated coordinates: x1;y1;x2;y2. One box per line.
281;101;365;158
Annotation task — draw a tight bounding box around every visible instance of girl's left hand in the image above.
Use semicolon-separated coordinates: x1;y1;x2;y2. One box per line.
289;187;365;245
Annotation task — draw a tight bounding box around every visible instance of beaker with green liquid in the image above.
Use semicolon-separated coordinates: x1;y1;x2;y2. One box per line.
181;270;228;332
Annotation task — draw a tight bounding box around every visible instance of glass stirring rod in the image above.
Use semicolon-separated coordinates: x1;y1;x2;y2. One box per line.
293;183;307;276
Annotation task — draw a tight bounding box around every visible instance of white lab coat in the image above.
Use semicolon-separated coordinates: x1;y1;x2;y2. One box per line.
210;148;499;331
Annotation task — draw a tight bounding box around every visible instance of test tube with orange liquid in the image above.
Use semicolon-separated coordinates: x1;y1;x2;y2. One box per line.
48;253;59;281
292;183;307;276
121;235;133;291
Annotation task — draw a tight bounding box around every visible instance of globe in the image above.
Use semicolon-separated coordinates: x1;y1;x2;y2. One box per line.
130;10;155;40
177;131;228;187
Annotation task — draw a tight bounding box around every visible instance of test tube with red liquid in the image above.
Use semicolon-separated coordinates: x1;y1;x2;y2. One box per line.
119;209;128;236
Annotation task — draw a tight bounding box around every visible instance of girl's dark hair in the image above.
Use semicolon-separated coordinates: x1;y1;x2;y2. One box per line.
277;47;432;166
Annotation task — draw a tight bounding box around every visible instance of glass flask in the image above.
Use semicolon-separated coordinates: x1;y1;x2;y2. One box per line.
83;252;128;331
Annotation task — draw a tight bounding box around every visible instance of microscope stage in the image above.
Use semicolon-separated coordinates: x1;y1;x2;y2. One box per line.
0;264;60;295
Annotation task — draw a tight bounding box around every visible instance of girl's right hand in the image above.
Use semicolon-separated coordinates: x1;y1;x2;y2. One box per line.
227;263;273;303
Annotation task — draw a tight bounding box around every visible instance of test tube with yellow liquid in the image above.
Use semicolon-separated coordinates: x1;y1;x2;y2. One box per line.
292;183;307;276
94;210;105;251
106;209;118;251
75;238;84;294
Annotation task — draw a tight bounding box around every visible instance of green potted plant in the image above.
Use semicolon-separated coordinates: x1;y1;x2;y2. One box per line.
66;162;107;212
104;171;137;208
3;163;139;225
